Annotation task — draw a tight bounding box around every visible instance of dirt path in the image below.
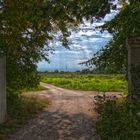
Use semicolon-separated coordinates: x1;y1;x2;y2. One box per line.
6;83;123;140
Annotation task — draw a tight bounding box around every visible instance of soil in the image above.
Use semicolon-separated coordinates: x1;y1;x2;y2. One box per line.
6;82;124;140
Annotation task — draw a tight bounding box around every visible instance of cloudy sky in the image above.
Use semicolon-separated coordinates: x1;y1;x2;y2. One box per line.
37;1;119;72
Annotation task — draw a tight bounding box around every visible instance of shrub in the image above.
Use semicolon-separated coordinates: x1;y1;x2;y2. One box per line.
96;99;140;140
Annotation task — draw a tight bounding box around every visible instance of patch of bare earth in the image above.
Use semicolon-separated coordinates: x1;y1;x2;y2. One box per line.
6;83;124;140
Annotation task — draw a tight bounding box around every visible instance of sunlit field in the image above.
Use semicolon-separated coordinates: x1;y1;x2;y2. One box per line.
41;73;128;93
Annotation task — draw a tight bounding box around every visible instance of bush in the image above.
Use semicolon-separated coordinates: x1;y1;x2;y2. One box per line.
96;99;140;140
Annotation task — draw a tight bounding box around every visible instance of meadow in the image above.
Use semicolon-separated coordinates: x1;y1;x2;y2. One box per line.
41;73;128;93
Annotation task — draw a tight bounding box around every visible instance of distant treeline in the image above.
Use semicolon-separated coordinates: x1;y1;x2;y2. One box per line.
39;68;126;75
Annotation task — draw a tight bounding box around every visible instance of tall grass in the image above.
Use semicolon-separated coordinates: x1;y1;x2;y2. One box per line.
0;88;49;139
41;73;127;93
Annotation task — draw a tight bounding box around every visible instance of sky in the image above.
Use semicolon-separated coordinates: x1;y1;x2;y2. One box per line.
37;1;119;72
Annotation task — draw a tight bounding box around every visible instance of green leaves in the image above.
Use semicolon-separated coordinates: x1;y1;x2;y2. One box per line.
96;100;140;140
83;1;140;74
41;73;127;92
0;0;112;89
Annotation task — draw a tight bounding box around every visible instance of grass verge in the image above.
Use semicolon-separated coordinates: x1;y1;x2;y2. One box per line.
0;88;49;139
18;85;47;93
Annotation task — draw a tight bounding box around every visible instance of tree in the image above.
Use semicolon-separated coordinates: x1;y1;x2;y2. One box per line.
0;0;112;89
82;0;140;74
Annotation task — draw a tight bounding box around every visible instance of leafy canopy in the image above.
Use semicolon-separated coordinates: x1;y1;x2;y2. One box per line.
82;0;140;74
0;0;111;89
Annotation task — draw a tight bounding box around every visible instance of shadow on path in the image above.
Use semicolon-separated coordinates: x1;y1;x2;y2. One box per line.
6;110;100;140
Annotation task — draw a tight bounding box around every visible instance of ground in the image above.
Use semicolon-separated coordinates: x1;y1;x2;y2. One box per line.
6;83;123;140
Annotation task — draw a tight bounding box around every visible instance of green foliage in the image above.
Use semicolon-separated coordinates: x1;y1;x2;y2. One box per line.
83;38;128;74
0;0;112;89
96;100;140;140
7;59;40;90
83;0;140;74
0;89;49;139
19;85;47;93
129;65;140;115
41;73;127;93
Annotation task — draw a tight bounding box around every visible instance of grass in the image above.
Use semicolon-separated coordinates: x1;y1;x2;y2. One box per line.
0;86;49;139
41;73;128;93
18;85;47;93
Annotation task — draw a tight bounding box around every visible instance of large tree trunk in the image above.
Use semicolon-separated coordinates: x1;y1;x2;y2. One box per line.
0;56;6;123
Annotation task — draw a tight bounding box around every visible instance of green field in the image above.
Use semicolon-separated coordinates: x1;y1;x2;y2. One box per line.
18;85;47;93
41;73;128;93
